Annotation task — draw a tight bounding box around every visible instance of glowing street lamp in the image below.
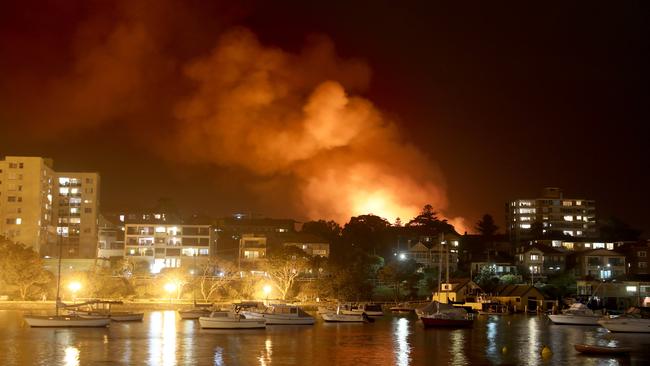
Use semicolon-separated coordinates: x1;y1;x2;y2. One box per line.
68;281;81;304
164;282;177;303
263;284;272;304
399;253;406;260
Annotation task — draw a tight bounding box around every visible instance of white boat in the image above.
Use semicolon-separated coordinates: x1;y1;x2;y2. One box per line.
199;311;266;329
416;301;474;328
598;307;650;333
23;314;111;327
66;300;144;322
317;305;337;314
242;304;315;325
339;303;384;317
548;303;602;325
321;306;372;323
179;308;213;319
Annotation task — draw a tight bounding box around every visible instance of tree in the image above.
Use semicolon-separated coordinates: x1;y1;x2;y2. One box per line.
378;259;422;302
341;215;392;259
263;246;310;300
197;258;237;302
475;214;498;237
406;204;456;235
473;266;500;293
0;237;52;300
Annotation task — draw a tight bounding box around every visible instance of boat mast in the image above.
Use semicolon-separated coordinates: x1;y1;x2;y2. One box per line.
55;233;63;316
437;233;443;302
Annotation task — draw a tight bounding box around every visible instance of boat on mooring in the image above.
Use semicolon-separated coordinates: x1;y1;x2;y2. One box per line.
548;303;602;325
66;300;144;321
199;311;267;329
598;307;650;333
417;301;474;328
339;303;384;317
242;304;315;325
321;306;373;323
574;344;633;355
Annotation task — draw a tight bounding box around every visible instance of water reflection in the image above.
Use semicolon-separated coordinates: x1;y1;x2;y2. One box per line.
449;330;467;365
213;346;224;366
393;317;410;366
148;311;177;366
258;338;273;366
527;317;539;363
63;346;79;366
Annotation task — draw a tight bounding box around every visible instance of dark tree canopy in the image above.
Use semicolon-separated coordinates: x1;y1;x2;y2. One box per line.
475;214;498;237
598;217;642;241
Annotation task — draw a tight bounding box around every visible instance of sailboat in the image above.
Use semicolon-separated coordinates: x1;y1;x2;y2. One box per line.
23;235;110;327
418;233;474;328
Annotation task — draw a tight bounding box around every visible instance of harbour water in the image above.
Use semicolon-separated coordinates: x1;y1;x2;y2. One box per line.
1;310;648;365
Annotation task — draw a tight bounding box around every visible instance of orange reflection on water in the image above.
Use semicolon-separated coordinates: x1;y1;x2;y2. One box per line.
394;317;411;366
63;346;79;366
148;311;177;366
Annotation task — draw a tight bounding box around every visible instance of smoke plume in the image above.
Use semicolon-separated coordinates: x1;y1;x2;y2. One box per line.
172;28;452;224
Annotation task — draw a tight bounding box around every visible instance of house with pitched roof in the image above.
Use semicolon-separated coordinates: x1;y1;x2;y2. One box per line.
492;284;548;312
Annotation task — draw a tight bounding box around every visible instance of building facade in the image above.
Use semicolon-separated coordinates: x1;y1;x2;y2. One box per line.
0;156;56;253
507;187;597;243
571;249;626;280
124;218;216;273
0;156;100;258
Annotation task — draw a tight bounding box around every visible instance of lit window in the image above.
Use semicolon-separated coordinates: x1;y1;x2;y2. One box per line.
606;243;614;250
563;230;573;236
552;240;561;247
593;243;605;249
584;243;591;248
155;226;166;233
576;231;583;236
520;223;531;229
638;251;647;258
563;215;573;221
575;201;582;206
530;254;540;261
520;216;531;221
562;201;572;207
15;218;22;225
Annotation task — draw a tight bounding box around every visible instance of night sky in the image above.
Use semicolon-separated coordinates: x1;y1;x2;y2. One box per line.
0;1;646;235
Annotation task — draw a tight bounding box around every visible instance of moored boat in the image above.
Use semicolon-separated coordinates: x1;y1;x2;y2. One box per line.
417;301;474;328
339;303;384;317
199;311;266;329
574;344;633;354
390;303;413;313
321;306;373;323
598;307;650;333
242;304;315;325
548;303;602;325
24;314;111;327
66;300;144;322
179;308;213;320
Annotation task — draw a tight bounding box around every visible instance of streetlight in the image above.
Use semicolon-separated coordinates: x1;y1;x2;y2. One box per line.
164;282;177;304
68;281;81;304
399;253;406;260
263;285;272;305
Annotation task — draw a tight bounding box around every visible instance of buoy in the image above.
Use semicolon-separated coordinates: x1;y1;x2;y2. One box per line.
541;345;552;357
501;346;508;354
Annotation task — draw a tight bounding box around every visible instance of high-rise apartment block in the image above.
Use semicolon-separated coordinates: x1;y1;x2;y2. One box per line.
507;187;597;243
0;156;99;258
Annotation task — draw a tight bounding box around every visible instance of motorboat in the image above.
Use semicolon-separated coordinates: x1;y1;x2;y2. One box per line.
66;300;144;322
598;307;650;333
339;303;384;317
574;344;633;355
417;301;474;328
478;303;510;316
390;303;413;313
179;308;213;320
242;304;315;325
321;306;373;323
548;303;602;325
199;311;266;329
317;305;336;315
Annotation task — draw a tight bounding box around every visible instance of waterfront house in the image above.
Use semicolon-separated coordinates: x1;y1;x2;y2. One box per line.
492;284;548;312
432;278;482;303
570;249;626;280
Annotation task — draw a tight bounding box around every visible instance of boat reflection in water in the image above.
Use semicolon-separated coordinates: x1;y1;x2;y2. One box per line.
4;311;650;365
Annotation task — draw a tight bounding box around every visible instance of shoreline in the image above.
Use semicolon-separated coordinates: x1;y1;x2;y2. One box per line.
0;300;324;311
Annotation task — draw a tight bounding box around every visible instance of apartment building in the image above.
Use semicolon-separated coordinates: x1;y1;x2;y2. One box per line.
124;216;216;273
516;243;567;277
0;156;56;253
507;187;597;243
571;249;626;280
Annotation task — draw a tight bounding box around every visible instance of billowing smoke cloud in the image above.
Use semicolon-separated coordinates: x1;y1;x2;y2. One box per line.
1;3;465;229
173;28;455;225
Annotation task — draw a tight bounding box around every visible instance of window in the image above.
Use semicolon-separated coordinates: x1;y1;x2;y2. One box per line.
562;201;572;207
84;207;92;214
15;218;22;225
9;163;18;168
5;218;16;224
530;254;540;261
86;187;94;193
7;196;16;202
85;178;93;184
639;262;647;268
639;251;647;258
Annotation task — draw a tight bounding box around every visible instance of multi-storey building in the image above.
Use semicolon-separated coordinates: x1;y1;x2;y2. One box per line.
507;187;597;243
0;156;56;253
571;249;626;280
515;243;567;278
51;172;100;258
124;216;216;273
282;233;330;257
